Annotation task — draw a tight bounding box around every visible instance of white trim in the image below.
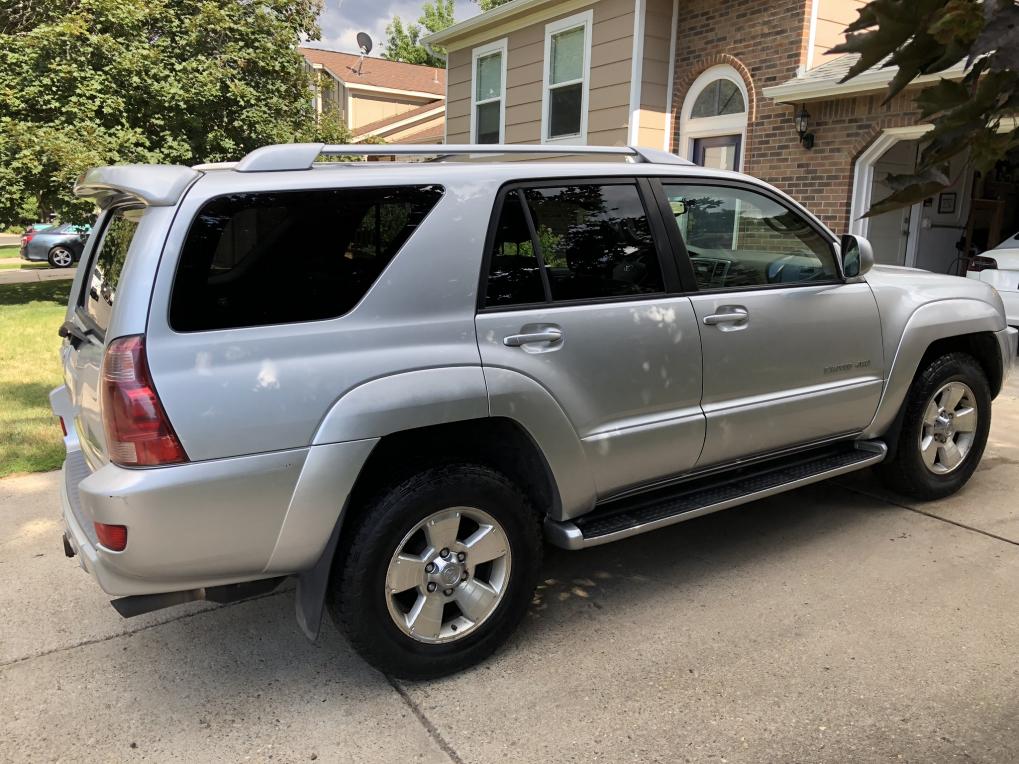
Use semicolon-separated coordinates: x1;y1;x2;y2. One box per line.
541;10;594;144
804;0;819;73
426;0;563;47
663;0;679;151
764;60;967;102
341;81;446;100
627;0;646;145
849;124;934;238
679;65;749;168
443;54;449;144
470;38;508;144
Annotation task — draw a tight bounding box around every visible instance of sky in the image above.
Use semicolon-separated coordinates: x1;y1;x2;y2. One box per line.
315;0;481;55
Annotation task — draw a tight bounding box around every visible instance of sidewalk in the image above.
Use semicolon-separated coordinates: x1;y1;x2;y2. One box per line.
0;267;76;286
0;232;20;246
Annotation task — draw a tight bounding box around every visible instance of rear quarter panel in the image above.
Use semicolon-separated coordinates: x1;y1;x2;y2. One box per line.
144;171;500;461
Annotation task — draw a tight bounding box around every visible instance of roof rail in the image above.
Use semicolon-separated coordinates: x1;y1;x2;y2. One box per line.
234;143;692;173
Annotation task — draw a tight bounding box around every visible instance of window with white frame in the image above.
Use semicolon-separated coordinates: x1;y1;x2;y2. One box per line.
679;65;749;171
472;39;507;144
542;11;592;142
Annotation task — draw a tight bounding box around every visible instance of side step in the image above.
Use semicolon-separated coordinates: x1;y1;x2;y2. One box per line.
545;440;887;550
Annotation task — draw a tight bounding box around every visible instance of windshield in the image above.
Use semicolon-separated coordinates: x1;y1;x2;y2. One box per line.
994;231;1019;250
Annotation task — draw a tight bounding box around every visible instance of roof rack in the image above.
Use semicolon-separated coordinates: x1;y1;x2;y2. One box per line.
233;143;692;173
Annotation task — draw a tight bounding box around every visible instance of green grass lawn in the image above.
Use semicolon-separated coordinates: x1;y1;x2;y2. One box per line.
0;281;70;478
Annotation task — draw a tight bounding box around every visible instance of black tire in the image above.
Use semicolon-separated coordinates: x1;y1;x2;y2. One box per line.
47;245;74;268
878;352;991;500
329;464;542;680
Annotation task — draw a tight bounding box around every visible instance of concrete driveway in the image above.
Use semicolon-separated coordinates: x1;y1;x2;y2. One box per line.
3;379;1018;763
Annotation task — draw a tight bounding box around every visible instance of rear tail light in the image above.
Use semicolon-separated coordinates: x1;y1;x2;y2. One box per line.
968;256;998;272
94;522;128;551
100;335;188;467
57;416;67;437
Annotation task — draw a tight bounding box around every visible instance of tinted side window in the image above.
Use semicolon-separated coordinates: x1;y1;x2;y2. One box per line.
82;208;140;335
662;183;837;289
523;184;664;301
485;192;546;308
170;185;443;331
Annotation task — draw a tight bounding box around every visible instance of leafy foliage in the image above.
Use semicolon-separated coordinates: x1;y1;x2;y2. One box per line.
832;0;1019;215
475;0;515;9
382;0;455;68
0;0;322;227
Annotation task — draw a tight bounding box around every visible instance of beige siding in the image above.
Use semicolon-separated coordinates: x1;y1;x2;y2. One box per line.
446;48;472;143
348;93;434;132
444;0;642;146
810;0;865;68
636;0;673;149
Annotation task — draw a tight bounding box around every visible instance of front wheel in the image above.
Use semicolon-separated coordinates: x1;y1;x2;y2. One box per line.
878;352;991;500
329;464;542;679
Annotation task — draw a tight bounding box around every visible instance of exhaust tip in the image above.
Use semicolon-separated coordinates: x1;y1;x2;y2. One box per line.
62;533;76;558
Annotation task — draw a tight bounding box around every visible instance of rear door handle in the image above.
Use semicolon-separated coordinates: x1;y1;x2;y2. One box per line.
703;308;749;326
503;328;563;347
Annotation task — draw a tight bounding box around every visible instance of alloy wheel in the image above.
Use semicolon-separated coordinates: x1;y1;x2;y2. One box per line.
919;381;978;475
50;247;73;267
385;507;511;644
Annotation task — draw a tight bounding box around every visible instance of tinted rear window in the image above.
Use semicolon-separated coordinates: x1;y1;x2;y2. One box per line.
82;208;140;335
170;186;443;331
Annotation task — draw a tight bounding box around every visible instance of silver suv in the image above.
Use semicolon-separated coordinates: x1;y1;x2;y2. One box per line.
52;144;1017;678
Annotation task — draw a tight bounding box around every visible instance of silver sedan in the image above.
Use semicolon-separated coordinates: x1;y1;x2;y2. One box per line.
21;224;91;268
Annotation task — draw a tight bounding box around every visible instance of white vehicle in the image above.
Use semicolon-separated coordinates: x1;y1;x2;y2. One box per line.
967;231;1019;330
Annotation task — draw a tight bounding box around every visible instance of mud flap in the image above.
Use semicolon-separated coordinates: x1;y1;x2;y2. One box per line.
294;511;344;641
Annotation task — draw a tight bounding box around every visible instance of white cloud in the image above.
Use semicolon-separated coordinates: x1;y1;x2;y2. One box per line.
317;0;480;55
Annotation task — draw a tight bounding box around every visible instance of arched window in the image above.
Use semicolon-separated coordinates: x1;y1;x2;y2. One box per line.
680;65;749;171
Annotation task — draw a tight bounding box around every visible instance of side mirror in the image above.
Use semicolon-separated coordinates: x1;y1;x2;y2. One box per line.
840;234;874;278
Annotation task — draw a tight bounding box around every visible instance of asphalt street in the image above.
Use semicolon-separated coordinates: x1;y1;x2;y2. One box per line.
2;376;1018;762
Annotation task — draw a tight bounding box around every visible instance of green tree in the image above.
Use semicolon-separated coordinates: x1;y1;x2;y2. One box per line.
833;0;1019;215
475;0;514;9
0;0;321;226
382;0;455;68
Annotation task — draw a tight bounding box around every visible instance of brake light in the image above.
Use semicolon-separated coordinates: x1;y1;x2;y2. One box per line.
100;335;188;467
968;256;998;272
94;522;128;551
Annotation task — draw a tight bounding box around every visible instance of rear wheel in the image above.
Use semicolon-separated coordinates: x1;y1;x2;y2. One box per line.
329;464;542;679
878;352;991;500
47;246;74;268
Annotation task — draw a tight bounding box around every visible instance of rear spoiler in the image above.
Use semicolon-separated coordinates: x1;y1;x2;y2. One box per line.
74;165;202;209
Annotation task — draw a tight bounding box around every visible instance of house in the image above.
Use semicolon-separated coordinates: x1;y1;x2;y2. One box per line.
424;0;1019;271
299;47;447;144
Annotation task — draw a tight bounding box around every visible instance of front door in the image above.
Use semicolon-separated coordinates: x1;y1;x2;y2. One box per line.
475;180;705;497
693;135;742;172
659;180;885;467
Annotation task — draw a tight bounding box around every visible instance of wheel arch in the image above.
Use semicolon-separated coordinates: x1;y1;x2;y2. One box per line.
865;298;1005;440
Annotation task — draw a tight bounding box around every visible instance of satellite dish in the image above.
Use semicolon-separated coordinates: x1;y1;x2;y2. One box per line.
357;32;373;56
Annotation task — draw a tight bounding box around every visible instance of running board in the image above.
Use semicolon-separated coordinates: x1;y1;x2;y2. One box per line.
545;440;887;550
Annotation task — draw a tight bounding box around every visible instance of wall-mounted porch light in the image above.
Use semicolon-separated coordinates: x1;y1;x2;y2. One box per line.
795;106;815;150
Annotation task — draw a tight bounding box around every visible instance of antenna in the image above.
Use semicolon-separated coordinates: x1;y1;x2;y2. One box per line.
356;32;373;76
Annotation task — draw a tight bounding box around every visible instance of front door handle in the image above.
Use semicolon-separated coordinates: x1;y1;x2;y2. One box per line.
503;328;563;347
703;308;749;326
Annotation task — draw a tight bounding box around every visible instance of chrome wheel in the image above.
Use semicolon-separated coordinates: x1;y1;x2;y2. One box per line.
49;247;73;267
385;507;511;644
920;381;978;475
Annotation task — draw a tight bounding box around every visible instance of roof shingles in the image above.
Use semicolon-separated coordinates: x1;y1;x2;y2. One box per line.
300;47;446;96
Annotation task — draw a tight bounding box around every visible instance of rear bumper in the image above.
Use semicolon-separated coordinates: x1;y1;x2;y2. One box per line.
57;439;376;598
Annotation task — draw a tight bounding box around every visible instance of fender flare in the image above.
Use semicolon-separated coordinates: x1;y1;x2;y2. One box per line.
865;298;1004;438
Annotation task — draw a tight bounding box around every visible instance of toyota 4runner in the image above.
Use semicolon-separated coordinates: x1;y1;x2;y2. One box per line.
52;143;1017;678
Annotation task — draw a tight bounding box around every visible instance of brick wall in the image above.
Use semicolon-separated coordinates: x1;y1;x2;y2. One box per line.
671;0;922;234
